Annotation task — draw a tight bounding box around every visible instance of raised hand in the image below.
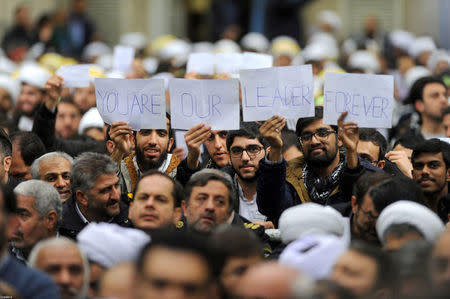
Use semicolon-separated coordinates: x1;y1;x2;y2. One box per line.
185;123;212;169
338;111;359;168
259;115;286;161
43;75;64;110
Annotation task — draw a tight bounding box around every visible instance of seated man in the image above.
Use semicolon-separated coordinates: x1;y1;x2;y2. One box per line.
30;151;73;202
128;170;183;233
29;237;89;299
59;152;130;239
10;180;61;263
257;107;378;224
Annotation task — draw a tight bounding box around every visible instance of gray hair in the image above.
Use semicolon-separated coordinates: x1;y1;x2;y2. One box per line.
30;151;74;179
14;180;62;226
71;152;118;194
28;237;90;299
184;169;236;212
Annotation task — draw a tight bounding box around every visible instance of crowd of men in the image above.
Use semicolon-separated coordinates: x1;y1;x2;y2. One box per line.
0;1;449;299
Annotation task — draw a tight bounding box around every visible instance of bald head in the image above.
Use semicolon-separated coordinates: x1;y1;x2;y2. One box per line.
235;261;301;299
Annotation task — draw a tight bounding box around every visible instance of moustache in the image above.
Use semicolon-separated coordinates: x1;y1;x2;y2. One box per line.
59;286;79;298
418;175;436;183
308;145;327;154
200;211;216;222
106;199;119;207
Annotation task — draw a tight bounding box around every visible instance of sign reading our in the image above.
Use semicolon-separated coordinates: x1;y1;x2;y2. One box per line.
239;65;314;121
323;72;394;128
94;78;166;130
169;78;240;130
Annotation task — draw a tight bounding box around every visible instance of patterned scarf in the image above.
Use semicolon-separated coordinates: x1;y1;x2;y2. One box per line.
302;154;345;204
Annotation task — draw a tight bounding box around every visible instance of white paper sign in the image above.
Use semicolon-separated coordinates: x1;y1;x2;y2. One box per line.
215;53;243;75
240;65;314;121
94;78;166;130
186;53;215;75
323;72;394;128
241;52;273;70
113;45;135;73
56;65;90;87
169;79;240;130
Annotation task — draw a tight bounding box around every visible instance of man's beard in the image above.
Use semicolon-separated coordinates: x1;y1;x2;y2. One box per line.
235;167;260;183
419;175;447;196
304;143;338;168
135;146;168;172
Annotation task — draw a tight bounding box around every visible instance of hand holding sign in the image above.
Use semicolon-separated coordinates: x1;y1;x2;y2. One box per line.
240;65;314;121
259;115;286;162
337;111;359;169
323;72;394;128
95;78;166;130
43;75;64;111
184;123;212;169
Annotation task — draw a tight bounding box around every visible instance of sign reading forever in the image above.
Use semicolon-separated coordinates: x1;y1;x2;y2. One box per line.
323;72;394;128
169;79;240;130
94;78;166;130
240;65;314;121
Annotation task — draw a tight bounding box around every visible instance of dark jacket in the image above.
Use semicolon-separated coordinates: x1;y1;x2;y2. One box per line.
59;195;131;239
256;155;381;225
0;253;60;299
32;104;107;157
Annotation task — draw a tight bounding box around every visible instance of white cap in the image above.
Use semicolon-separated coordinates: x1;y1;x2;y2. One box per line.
241;32;270;52
142;57;159;75
191;42;215;53
347;50;380;73
77;223;150;268
159;39;192;64
279;234;348;279
214;39;241;53
301;42;329;62
427;49;450;74
82;41;111;62
376;201;444;244
404;66;431;92
341;38;357;56
119;32;148;50
307;32;339;60
389;30;415;52
0;74;20;102
279;203;346;244
408;36;436;59
78;107;104;135
96;54;113;71
317;10;342;32
18;62;51;89
270;36;300;58
0;56;17;75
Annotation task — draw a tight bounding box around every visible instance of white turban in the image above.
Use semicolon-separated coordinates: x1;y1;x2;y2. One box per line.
120;32;148;50
408;36;436;59
241;32;269;53
78;107;104;135
279;234;348;279
376;201;444;245
279;203;346;244
404;66;431;92
427;49;450;74
77;223;150;268
389;30;415;52
347;50;380;74
18;62;51;89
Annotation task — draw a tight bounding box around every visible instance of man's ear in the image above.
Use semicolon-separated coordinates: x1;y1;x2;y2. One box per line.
266;146;271;154
76;190;88;207
414;100;424;113
181;200;187;215
3;156;12;174
106;140;115;154
446;168;450;182
173;207;182;225
351;195;358;214
377;160;386;169
168;137;174;152
44;210;58;230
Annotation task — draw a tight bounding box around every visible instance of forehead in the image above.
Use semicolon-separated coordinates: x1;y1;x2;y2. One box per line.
423;82;447;95
231;136;262;147
16;194;35;208
190;180;229;198
414;152;445;163
37;245;84;266
136;175;174;194
57;102;79;113
93;173;118;187
301;119;333;133
338;249;377;270
39;157;71;172
21;84;40;93
357;141;379;156
137;118;171;136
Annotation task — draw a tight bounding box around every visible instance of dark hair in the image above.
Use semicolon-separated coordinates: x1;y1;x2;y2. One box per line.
136;230;223;279
368;176;426;213
9;132;46;166
353;172;392;206
0;184;16;216
0;128;12;159
350;241;395;292
411;138;450;169
393;133;425;150
437;195;450;224
442;106;450;118
210;227;264;259
226;122;268;151
383;223;424;240
296;106;337;136
184;169;236;212
408;76;447;104
132;170;184;208
359;128;387;160
281;129;301;152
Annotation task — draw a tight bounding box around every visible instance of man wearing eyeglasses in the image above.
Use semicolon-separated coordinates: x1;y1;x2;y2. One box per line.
257;106;378;224
226;124;273;228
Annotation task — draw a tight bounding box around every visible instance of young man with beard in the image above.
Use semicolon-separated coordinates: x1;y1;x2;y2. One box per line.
257;106;378;224
411;138;450;212
226;124;273;228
